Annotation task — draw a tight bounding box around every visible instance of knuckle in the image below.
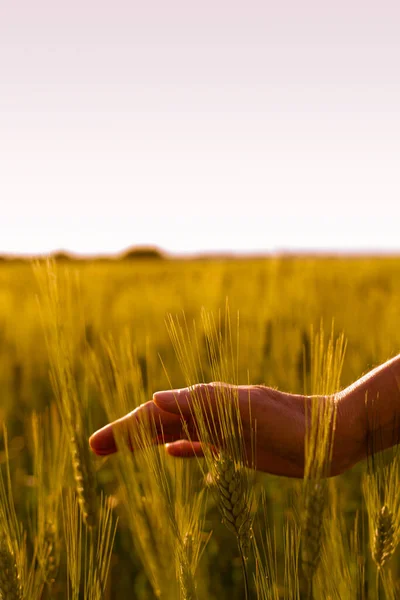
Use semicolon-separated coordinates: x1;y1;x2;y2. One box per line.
193;382;212;396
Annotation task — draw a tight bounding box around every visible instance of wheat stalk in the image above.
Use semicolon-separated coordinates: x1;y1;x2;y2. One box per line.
62;488;117;600
363;399;400;598
178;533;197;600
71;433;98;529
62;490;83;600
0;428;29;600
165;307;257;599
30;406;68;590
0;426;48;600
252;489;279;600
283;518;301;600
301;322;347;596
85;494;118;600
34;262;99;529
313;484;363;599
174;482;210;600
91;336;179;598
301;480;326;581
91;331;209;600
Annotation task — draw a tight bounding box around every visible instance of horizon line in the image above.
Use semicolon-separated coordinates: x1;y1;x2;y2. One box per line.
2;245;400;260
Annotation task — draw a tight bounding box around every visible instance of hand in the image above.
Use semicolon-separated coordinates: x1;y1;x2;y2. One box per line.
89;383;361;478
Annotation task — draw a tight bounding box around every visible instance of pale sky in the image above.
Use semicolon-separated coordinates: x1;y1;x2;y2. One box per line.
1;1;400;255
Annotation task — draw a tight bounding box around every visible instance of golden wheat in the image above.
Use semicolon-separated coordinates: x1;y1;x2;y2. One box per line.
252;489;280;600
35;263;99;529
71;433;98;529
84;494;118;600
30;407;65;590
301;480;327;581
2;257;396;597
301;323;347;595
91;331;211;600
213;452;253;560
178;533;197;600
164;308;257;600
363;397;400;597
373;505;395;569
42;520;59;585
0;539;22;600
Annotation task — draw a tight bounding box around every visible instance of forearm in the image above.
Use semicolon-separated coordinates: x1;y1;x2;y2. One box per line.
338;354;400;464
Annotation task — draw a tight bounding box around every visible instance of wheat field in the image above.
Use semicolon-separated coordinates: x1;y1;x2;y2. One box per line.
1;255;400;599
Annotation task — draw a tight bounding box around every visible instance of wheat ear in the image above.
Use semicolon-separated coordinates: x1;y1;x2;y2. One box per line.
71;433;98;529
42;520;59;585
214;452;253;560
373;505;395;570
0;539;22;600
301;480;326;581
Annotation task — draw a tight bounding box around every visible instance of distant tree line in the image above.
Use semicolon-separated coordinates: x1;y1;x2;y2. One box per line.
0;246;167;262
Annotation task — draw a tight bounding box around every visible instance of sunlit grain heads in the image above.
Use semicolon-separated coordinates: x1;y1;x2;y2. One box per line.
301;480;326;581
363;414;400;582
373;505;395;570
42;520;59;586
0;539;22;600
301;324;347;592
71;434;98;529
214;452;253;561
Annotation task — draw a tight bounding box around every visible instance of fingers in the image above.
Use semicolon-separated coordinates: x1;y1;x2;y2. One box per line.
153;384;216;417
90;382;257;458
153;382;254;429
153;382;241;417
153;383;229;444
89;401;190;456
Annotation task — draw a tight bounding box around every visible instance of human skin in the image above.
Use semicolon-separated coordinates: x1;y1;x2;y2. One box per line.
89;354;400;478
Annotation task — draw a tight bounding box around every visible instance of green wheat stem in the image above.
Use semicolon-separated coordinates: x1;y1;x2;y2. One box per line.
307;579;313;600
376;568;381;600
239;544;249;600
